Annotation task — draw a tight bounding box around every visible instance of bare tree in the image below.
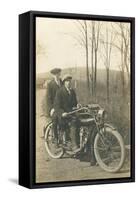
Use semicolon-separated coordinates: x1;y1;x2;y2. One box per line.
84;21;90;91
90;21;94;97
89;21;101;99
100;23;115;103
105;27;114;103
119;34;126;98
75;20;90;92
119;23;130;80
111;22;130;97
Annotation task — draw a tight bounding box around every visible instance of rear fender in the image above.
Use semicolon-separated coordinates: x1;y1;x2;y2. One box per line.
43;121;52;135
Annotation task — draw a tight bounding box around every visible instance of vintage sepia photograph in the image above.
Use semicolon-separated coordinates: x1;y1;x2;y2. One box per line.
35;15;133;184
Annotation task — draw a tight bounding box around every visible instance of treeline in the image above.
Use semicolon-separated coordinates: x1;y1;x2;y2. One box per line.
74;21;130;103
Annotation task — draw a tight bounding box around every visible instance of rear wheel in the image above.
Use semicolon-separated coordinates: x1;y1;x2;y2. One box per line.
94;125;125;173
44;122;64;159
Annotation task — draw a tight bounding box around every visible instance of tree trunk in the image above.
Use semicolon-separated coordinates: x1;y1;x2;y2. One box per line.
86;43;90;91
121;36;125;99
107;68;110;103
121;70;125;98
94;49;97;98
91;24;94;97
85;21;90;93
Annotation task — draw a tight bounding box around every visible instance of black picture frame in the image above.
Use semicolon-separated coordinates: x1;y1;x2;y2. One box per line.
19;10;135;189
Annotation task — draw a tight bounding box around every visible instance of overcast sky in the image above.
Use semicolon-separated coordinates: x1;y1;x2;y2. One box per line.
36;17;130;74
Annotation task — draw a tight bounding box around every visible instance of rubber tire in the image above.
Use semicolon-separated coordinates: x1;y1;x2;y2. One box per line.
94;126;125;173
44;122;64;159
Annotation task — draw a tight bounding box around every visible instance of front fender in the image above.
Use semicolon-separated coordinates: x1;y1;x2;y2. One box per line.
104;123;116;130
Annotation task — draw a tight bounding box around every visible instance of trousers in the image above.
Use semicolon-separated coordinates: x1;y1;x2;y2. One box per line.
58;116;80;147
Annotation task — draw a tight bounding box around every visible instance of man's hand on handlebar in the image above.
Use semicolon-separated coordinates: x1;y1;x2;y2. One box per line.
77;103;82;109
62;112;68;117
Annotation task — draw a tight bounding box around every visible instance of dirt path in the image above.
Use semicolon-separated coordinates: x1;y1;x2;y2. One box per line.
36;89;130;183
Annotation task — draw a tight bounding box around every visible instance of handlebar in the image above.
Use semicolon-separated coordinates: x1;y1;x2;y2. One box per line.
64;104;102;117
65;107;89;116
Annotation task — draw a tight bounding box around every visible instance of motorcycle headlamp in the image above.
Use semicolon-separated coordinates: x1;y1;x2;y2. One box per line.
97;109;107;123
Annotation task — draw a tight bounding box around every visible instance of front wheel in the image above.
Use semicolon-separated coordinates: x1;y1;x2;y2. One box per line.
94;125;125;173
44;122;64;159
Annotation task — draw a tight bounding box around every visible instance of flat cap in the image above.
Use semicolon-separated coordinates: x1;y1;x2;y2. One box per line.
62;74;72;82
50;68;61;75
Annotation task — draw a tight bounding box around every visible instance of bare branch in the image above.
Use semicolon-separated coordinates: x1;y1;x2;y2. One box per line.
74;21;86;39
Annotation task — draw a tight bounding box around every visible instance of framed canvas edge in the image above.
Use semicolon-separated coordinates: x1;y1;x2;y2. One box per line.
19;10;135;189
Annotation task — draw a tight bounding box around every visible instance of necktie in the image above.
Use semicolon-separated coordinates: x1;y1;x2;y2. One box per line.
67;89;71;95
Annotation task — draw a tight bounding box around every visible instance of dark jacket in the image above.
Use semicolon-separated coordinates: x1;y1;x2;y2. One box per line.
54;86;77;118
46;79;62;115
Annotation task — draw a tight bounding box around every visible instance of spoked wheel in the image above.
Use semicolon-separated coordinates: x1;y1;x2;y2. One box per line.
94;125;125;173
44;122;64;159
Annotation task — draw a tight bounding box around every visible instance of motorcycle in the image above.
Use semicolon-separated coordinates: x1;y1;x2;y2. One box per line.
44;104;125;173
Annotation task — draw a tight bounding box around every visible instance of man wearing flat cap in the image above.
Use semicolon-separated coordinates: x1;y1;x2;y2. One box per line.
46;68;62;141
54;74;80;150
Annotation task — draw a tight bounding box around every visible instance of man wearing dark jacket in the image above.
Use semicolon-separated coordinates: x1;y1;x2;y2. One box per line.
46;68;62;141
54;74;96;164
46;68;62;115
54;74;80;150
